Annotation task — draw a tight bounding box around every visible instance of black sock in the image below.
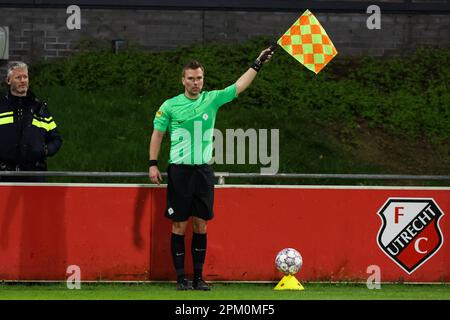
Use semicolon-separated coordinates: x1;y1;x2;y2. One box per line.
192;232;207;281
171;233;185;282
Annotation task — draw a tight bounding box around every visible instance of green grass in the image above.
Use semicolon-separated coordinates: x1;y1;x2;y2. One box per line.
2;39;449;184
30;85;385;185
0;282;449;300
29;39;450;145
30;86;450;186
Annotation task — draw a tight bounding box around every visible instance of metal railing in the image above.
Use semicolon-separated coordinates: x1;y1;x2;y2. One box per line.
1;171;449;185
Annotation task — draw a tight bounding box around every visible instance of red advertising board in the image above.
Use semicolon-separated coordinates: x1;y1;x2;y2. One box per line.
0;184;448;282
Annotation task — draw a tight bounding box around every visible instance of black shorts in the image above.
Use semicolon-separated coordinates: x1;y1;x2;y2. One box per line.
165;164;215;222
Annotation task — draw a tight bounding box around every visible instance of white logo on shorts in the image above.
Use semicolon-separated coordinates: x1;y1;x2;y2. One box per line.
168;208;174;215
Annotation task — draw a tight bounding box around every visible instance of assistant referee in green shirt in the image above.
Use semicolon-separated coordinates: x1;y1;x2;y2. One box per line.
148;47;274;290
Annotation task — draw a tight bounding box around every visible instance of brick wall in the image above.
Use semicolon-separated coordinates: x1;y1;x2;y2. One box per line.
0;7;449;77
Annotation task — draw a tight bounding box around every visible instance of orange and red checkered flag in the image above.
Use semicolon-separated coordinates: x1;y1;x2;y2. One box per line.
277;9;338;74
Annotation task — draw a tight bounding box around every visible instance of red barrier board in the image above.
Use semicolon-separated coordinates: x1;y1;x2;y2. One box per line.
0;184;448;282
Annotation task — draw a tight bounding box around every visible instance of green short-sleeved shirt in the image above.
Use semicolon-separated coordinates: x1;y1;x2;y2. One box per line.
153;84;237;165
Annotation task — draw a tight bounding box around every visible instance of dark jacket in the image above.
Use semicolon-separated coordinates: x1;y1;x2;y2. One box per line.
0;90;62;172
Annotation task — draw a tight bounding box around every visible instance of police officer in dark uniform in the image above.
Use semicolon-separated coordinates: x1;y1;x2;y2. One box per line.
0;61;62;182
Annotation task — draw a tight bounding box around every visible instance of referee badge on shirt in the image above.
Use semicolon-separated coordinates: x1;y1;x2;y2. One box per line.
202;113;208;121
156;110;163;118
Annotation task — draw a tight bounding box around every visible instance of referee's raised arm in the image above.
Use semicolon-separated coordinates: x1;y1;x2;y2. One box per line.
235;46;274;95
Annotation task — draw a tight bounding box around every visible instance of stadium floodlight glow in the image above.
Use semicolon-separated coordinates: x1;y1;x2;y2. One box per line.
0;26;9;60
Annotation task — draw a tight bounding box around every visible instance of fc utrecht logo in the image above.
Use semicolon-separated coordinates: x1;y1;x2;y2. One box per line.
377;198;444;274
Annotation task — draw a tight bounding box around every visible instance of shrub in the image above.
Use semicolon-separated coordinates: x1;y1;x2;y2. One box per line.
29;38;450;143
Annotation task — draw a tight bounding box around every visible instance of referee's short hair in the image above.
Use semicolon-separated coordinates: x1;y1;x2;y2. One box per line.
182;60;204;77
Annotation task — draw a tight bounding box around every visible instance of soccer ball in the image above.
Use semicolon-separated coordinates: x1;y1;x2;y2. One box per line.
275;248;303;275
